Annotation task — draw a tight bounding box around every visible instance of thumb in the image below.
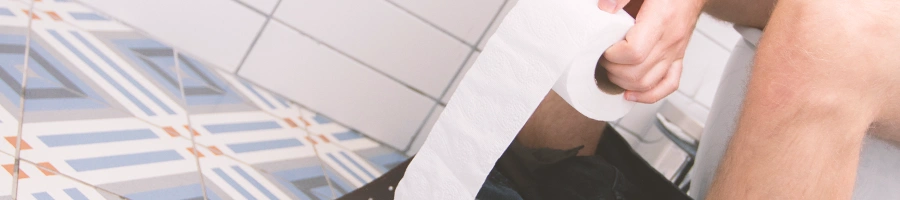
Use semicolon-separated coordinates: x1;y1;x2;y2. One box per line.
597;0;619;13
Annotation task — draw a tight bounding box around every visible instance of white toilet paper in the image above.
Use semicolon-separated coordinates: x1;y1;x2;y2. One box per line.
395;0;634;199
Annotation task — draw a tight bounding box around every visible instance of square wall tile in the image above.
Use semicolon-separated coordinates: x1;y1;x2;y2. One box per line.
239;21;434;150
679;31;730;97
406;105;443;156
441;51;478;104
477;0;518;50
274;0;471;98
389;0;505;45
77;0;266;72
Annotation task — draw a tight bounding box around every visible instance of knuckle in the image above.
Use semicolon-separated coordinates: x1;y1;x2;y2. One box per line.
624;46;648;63
669;81;680;90
635;78;656;91
623;72;642;84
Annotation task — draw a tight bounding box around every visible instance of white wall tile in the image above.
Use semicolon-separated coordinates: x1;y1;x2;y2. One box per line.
237;0;279;14
239;21;434;149
679;32;730;97
406;105;443;156
477;0;518;50
441;51;479;104
79;0;265;72
274;0;471;98
389;0;505;45
695;13;741;51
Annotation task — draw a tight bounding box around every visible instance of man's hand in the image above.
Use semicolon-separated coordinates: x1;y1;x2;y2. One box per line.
597;0;705;103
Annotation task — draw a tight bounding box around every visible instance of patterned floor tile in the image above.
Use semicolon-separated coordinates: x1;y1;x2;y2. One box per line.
302;111;408;173
17;117;207;199
20;0;192;130
11;157;124;200
195;149;337;200
300;111;411;195
2;0;415;198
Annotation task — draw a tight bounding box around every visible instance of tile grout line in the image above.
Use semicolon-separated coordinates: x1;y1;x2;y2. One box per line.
232;0;281;74
268;17;441;102
227;70;387;198
228;0;266;16
11;0;35;198
382;0;478;49
201;0;428;158
173;50;209;200
473;0;510;50
401;0;510;153
15;1;338;198
234;74;408;155
76;0;449;158
435;49;476;107
6;3;227;195
400;49;475;152
401;104;439;153
225;0;346;196
70;0;238;83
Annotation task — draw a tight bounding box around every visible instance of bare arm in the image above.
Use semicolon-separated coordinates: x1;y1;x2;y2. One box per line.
707;0;900;199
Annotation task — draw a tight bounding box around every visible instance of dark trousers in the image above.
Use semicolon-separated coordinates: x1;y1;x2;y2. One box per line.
476;125;691;200
338;125;691;200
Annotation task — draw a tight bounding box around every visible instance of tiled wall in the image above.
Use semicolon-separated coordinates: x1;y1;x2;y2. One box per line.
0;0;410;199
75;0;741;171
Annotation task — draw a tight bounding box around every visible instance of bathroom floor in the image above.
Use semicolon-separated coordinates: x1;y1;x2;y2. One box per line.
0;0;405;199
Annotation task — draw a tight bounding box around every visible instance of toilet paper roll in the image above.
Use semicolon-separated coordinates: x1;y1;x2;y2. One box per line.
395;0;635;199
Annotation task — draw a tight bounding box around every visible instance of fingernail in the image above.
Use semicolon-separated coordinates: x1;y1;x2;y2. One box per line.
597;0;617;13
625;92;637;102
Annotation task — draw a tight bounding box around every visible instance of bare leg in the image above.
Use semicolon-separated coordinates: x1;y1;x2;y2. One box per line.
517;91;608;156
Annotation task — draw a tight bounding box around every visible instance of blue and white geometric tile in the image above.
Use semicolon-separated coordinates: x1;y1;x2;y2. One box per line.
313;142;383;190
14;159;123;200
18;117;206;199
27;19;188;126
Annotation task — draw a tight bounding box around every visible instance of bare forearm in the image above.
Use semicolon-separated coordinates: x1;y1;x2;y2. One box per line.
707;0;893;199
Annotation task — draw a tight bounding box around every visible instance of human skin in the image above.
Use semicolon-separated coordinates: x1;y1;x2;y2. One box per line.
704;0;900;198
520;0;900;198
517;0;704;157
598;0;705;104
516;91;608;156
515;0;707;156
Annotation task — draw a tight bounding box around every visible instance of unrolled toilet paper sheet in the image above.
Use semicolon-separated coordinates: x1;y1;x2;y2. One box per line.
395;0;634;199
